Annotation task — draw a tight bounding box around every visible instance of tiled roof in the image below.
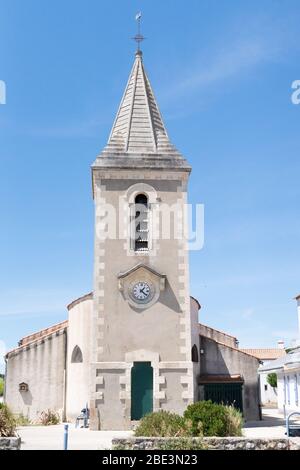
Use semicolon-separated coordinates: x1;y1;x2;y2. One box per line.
6;320;68;356
19;320;68;346
67;292;93;311
259;352;300;373
199;323;237;340
199;375;244;384
241;348;286;360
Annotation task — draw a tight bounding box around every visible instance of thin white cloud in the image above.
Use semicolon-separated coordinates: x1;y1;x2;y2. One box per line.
167;38;280;104
0;288;80;318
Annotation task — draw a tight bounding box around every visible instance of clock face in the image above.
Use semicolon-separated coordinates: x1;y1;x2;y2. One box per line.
132;282;151;301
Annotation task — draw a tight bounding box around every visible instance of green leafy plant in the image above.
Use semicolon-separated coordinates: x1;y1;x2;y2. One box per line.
184;400;243;437
134;410;191;437
184;401;227;437
267;373;277;388
38;409;60;426
0;403;17;437
0;377;4;397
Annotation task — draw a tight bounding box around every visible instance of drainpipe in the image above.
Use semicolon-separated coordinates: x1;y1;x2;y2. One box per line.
62;329;68;422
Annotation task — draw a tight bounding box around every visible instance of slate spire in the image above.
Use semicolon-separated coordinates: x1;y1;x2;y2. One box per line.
94;50;191;171
104;50;181;154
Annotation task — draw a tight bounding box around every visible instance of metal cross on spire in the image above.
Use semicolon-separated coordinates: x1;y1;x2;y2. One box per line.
133;12;145;52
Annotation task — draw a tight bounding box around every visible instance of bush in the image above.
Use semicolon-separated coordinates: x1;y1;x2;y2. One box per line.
0;377;4;397
0;403;17;437
135;411;190;437
267;373;277;388
38;409;60;426
184;400;243;437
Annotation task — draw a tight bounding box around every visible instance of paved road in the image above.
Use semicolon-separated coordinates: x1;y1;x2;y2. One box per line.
243;408;300;438
17;408;300;450
18;425;133;450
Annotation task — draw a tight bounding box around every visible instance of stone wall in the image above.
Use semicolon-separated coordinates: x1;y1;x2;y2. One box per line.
5;329;67;422
112;437;300;451
0;437;21;450
199;325;238;349
199;336;260;420
90;172;195;430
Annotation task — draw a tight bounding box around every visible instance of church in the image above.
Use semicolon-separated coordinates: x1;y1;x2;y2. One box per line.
4;47;261;430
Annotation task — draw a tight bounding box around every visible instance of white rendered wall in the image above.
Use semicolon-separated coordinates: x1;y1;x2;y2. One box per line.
277;370;300;414
66;297;92;421
259;360;278;405
297;298;300;337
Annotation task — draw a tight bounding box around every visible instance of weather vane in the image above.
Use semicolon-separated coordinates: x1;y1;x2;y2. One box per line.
133;12;145;52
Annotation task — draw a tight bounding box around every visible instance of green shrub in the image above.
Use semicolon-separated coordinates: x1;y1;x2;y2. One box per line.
267;373;277;388
0;377;4;397
184;401;228;436
184;400;243;437
38;409;60;426
134;411;190;437
0;403;17;437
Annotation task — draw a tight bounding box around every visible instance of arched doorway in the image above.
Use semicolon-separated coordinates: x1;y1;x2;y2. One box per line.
131;362;153;420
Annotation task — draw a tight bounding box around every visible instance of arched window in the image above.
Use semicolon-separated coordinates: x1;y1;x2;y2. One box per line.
134;194;149;252
71;345;83;363
191;344;199;363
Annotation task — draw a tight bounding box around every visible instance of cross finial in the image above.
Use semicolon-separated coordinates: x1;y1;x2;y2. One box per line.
133;12;145;53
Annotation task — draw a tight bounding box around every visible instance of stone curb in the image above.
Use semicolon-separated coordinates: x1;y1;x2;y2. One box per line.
0;437;21;450
112;437;300;451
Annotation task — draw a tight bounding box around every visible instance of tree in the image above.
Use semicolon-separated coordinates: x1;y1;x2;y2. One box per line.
267;373;277;389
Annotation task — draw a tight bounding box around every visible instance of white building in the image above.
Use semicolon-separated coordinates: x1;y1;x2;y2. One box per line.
242;343;285;406
259;294;300;415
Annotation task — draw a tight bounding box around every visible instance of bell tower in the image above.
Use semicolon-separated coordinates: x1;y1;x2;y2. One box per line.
90;49;196;430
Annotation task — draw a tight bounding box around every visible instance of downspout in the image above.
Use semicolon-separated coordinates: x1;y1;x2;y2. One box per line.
62;328;68;422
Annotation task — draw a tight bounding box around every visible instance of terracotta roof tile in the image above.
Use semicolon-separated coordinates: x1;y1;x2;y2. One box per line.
199;375;244;384
241;348;286;360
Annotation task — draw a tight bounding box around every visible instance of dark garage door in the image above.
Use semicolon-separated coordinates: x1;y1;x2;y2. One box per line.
204;383;243;413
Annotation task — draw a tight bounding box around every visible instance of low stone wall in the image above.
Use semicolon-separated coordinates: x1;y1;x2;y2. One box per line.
112;437;300;451
0;437;21;450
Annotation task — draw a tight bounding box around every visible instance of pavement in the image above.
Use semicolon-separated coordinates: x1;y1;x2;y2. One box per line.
17;408;300;450
243;408;300;438
18;425;133;450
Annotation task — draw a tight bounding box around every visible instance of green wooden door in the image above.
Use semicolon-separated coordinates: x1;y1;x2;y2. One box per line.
204;383;243;413
131;362;153;420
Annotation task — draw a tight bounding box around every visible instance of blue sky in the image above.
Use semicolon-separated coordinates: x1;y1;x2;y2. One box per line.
1;0;300;372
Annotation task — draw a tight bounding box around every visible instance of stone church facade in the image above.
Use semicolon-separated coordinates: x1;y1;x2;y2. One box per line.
4;50;261;429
